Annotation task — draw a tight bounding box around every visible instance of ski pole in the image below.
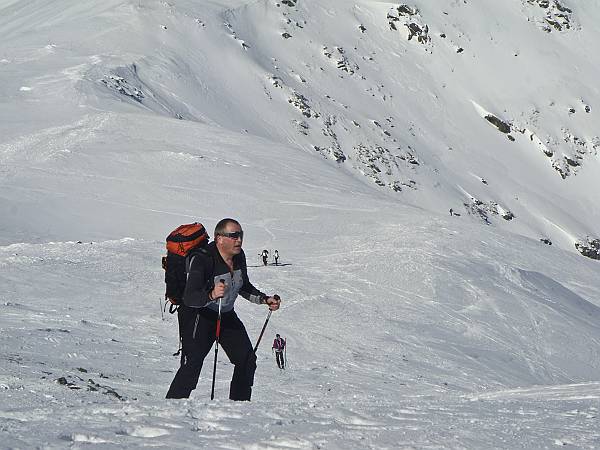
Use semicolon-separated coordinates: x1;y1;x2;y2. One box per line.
253;295;279;353
210;280;225;400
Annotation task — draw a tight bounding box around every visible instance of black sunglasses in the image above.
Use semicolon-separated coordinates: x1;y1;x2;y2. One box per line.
219;231;244;240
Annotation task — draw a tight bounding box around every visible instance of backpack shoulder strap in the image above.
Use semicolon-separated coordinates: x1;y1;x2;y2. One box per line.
186;247;209;275
185;247;215;288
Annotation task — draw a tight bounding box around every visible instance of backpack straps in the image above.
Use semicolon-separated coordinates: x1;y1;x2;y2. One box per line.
184;247;215;299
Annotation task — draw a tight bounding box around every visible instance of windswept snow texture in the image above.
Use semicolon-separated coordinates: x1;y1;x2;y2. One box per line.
1;0;600;448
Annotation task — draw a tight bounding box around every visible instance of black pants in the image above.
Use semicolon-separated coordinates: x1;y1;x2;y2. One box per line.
275;351;285;369
166;306;257;401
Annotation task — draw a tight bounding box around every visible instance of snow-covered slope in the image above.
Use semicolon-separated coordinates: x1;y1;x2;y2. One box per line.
4;0;598;254
1;0;600;447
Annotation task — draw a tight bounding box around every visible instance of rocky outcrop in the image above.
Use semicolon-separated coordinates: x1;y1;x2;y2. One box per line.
575;238;600;261
485;114;511;134
288;91;319;118
100;74;144;102
314;145;346;163
387;4;431;45
463;198;515;224
353;144;417;191
323;46;359;75
525;0;575;33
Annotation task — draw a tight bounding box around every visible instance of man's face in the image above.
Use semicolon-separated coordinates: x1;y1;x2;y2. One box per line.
217;222;243;257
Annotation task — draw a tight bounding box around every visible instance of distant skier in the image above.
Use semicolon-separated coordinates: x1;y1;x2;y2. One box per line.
272;334;286;369
261;249;269;266
273;249;279;266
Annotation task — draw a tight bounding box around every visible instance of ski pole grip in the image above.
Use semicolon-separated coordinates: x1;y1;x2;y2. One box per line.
210;279;226;302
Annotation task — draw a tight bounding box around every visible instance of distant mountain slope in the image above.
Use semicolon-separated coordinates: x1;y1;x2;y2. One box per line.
1;0;598;258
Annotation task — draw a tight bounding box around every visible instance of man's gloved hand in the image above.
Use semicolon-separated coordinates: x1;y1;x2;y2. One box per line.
265;294;281;311
209;280;226;301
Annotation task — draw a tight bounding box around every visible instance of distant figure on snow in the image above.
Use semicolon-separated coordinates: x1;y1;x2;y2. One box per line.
274;249;279;266
261;249;269;266
449;208;454;216
272;334;286;369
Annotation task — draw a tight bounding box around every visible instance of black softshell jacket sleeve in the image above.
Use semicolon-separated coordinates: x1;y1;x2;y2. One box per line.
182;253;212;308
238;250;267;304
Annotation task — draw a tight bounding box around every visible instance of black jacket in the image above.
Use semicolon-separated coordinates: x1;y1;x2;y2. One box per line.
183;242;267;313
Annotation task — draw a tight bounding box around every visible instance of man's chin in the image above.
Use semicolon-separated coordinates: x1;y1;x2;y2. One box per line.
232;247;242;254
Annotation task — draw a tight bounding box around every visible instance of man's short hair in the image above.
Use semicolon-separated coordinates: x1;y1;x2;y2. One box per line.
214;218;241;237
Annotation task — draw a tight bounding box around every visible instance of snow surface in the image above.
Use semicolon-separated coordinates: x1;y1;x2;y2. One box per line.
1;0;600;448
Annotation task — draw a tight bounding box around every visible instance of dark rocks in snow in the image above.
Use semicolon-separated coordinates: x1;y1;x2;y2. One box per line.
352;144;417;191
268;75;283;88
100;75;144;103
397;150;419;165
87;378;125;400
387;4;431;45
314;145;346;163
547;131;600;178
484;114;511;133
464;200;491;224
540;238;553;245
282;32;292;39
501;210;515;221
293;119;310;135
575;238;600;260
312;115;346;163
526;0;574;33
56;376;79;389
288;91;318;118
281;0;297;6
464;198;515;224
584;104;591;113
56;374;126;400
407;23;430;44
323;46;359;75
564;155;580;167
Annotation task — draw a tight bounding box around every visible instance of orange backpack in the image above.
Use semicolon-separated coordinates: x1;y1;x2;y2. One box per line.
162;223;209;312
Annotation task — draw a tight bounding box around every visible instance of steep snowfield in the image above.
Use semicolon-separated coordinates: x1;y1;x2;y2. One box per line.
2;0;599;251
1;0;600;448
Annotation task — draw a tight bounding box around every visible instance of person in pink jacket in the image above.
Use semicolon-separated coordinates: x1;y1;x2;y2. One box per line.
272;334;286;369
